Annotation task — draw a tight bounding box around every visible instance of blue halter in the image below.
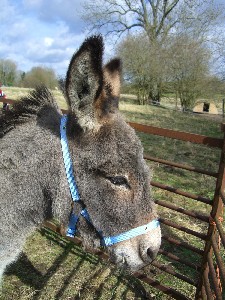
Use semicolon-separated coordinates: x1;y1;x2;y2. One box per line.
60;115;160;247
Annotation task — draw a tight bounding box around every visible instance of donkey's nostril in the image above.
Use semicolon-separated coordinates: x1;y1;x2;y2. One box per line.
147;248;156;261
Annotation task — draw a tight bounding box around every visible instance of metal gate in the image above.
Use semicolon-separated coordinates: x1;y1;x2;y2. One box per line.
129;122;225;300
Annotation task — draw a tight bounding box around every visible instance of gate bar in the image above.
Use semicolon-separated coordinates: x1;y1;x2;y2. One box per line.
158;249;201;271
220;190;225;205
201;285;207;300
155;199;209;222
144;154;218;178
129;122;224;148
203;266;214;299
151;181;212;205
159;218;208;240
211;235;225;287
162;235;204;255
151;260;197;286
1;98;223;147
195;122;225;299
207;253;223;300
133;272;192;300
214;217;225;248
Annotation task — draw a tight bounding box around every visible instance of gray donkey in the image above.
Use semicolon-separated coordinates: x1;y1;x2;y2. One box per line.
0;36;161;283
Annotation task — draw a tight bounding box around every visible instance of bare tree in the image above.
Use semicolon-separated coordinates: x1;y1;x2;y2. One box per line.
83;0;180;43
82;0;223;103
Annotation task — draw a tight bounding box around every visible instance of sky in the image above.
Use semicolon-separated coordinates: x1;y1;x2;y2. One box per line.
1;0;224;78
0;0;91;77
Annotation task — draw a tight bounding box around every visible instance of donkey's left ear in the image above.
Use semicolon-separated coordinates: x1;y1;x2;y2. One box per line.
103;58;122;98
65;35;104;130
93;58;122;121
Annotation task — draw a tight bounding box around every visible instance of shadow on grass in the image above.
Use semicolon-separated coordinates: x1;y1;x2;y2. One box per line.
5;252;43;290
4;227;154;300
4;223;202;299
5;241;89;299
3;222;201;300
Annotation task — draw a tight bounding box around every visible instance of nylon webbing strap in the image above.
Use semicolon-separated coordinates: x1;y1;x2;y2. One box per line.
60;115;160;244
60;115;81;237
102;219;160;247
60;115;80;202
66;213;79;237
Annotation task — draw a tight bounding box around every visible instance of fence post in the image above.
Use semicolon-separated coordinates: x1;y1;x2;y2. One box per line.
195;123;225;299
223;99;224;118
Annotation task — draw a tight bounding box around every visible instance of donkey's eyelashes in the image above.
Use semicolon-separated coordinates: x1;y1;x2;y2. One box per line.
95;169;130;189
108;176;131;189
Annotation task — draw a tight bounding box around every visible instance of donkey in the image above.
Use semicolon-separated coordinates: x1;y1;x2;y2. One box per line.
0;36;161;283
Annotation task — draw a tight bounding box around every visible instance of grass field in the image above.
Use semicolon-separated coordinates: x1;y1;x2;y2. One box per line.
2;87;67;110
0;88;224;299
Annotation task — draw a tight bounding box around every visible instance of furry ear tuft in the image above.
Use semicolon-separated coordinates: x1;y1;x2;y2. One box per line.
104;58;122;74
103;58;122;97
65;35;104;130
74;35;104;84
65;36;122;131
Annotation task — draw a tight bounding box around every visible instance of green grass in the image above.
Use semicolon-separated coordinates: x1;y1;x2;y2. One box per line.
1;89;225;299
121;92;225;112
0;228;164;300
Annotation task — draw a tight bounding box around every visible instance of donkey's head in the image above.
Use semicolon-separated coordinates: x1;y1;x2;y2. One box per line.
62;36;161;271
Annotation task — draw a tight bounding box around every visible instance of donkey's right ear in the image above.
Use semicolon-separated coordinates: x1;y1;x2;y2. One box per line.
65;35;104;130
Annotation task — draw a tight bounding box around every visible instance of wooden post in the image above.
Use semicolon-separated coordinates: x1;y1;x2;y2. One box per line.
195;123;225;299
223;99;224;118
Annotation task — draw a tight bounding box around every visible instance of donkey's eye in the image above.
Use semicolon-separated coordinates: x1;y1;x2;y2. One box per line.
108;176;130;189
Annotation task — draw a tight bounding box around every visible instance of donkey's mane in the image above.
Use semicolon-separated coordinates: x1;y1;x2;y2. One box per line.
0;86;59;137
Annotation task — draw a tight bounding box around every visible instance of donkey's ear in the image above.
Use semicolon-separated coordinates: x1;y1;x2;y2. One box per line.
65;35;103;130
93;58;122;120
103;58;122;98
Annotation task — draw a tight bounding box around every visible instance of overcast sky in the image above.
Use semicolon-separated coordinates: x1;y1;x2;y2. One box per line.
1;0;224;78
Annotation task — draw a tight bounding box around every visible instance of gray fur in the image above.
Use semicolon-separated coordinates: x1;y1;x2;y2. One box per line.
0;36;161;283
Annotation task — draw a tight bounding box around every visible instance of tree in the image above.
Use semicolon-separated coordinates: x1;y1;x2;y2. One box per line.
168;35;211;110
117;34;167;105
22;66;58;89
117;35;148;105
83;0;180;42
118;33;211;109
82;0;223;103
0;59;17;86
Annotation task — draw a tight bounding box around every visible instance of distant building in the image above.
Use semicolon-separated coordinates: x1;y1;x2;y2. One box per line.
193;102;218;115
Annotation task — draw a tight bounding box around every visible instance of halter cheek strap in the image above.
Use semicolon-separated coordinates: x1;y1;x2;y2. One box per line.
60;115;160;246
60;115;91;237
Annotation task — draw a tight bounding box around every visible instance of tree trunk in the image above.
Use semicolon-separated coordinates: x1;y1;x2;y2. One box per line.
149;78;160;104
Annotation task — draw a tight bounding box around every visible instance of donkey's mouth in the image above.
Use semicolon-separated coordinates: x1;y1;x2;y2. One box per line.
109;244;156;272
107;227;161;272
112;254;148;272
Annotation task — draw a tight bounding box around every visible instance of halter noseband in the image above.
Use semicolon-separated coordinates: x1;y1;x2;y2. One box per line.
60;115;160;247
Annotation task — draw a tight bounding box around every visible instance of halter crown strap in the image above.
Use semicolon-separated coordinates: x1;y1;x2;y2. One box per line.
60;115;91;237
60;115;160;244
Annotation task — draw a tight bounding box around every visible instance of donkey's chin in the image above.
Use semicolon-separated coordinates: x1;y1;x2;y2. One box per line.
109;246;151;273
